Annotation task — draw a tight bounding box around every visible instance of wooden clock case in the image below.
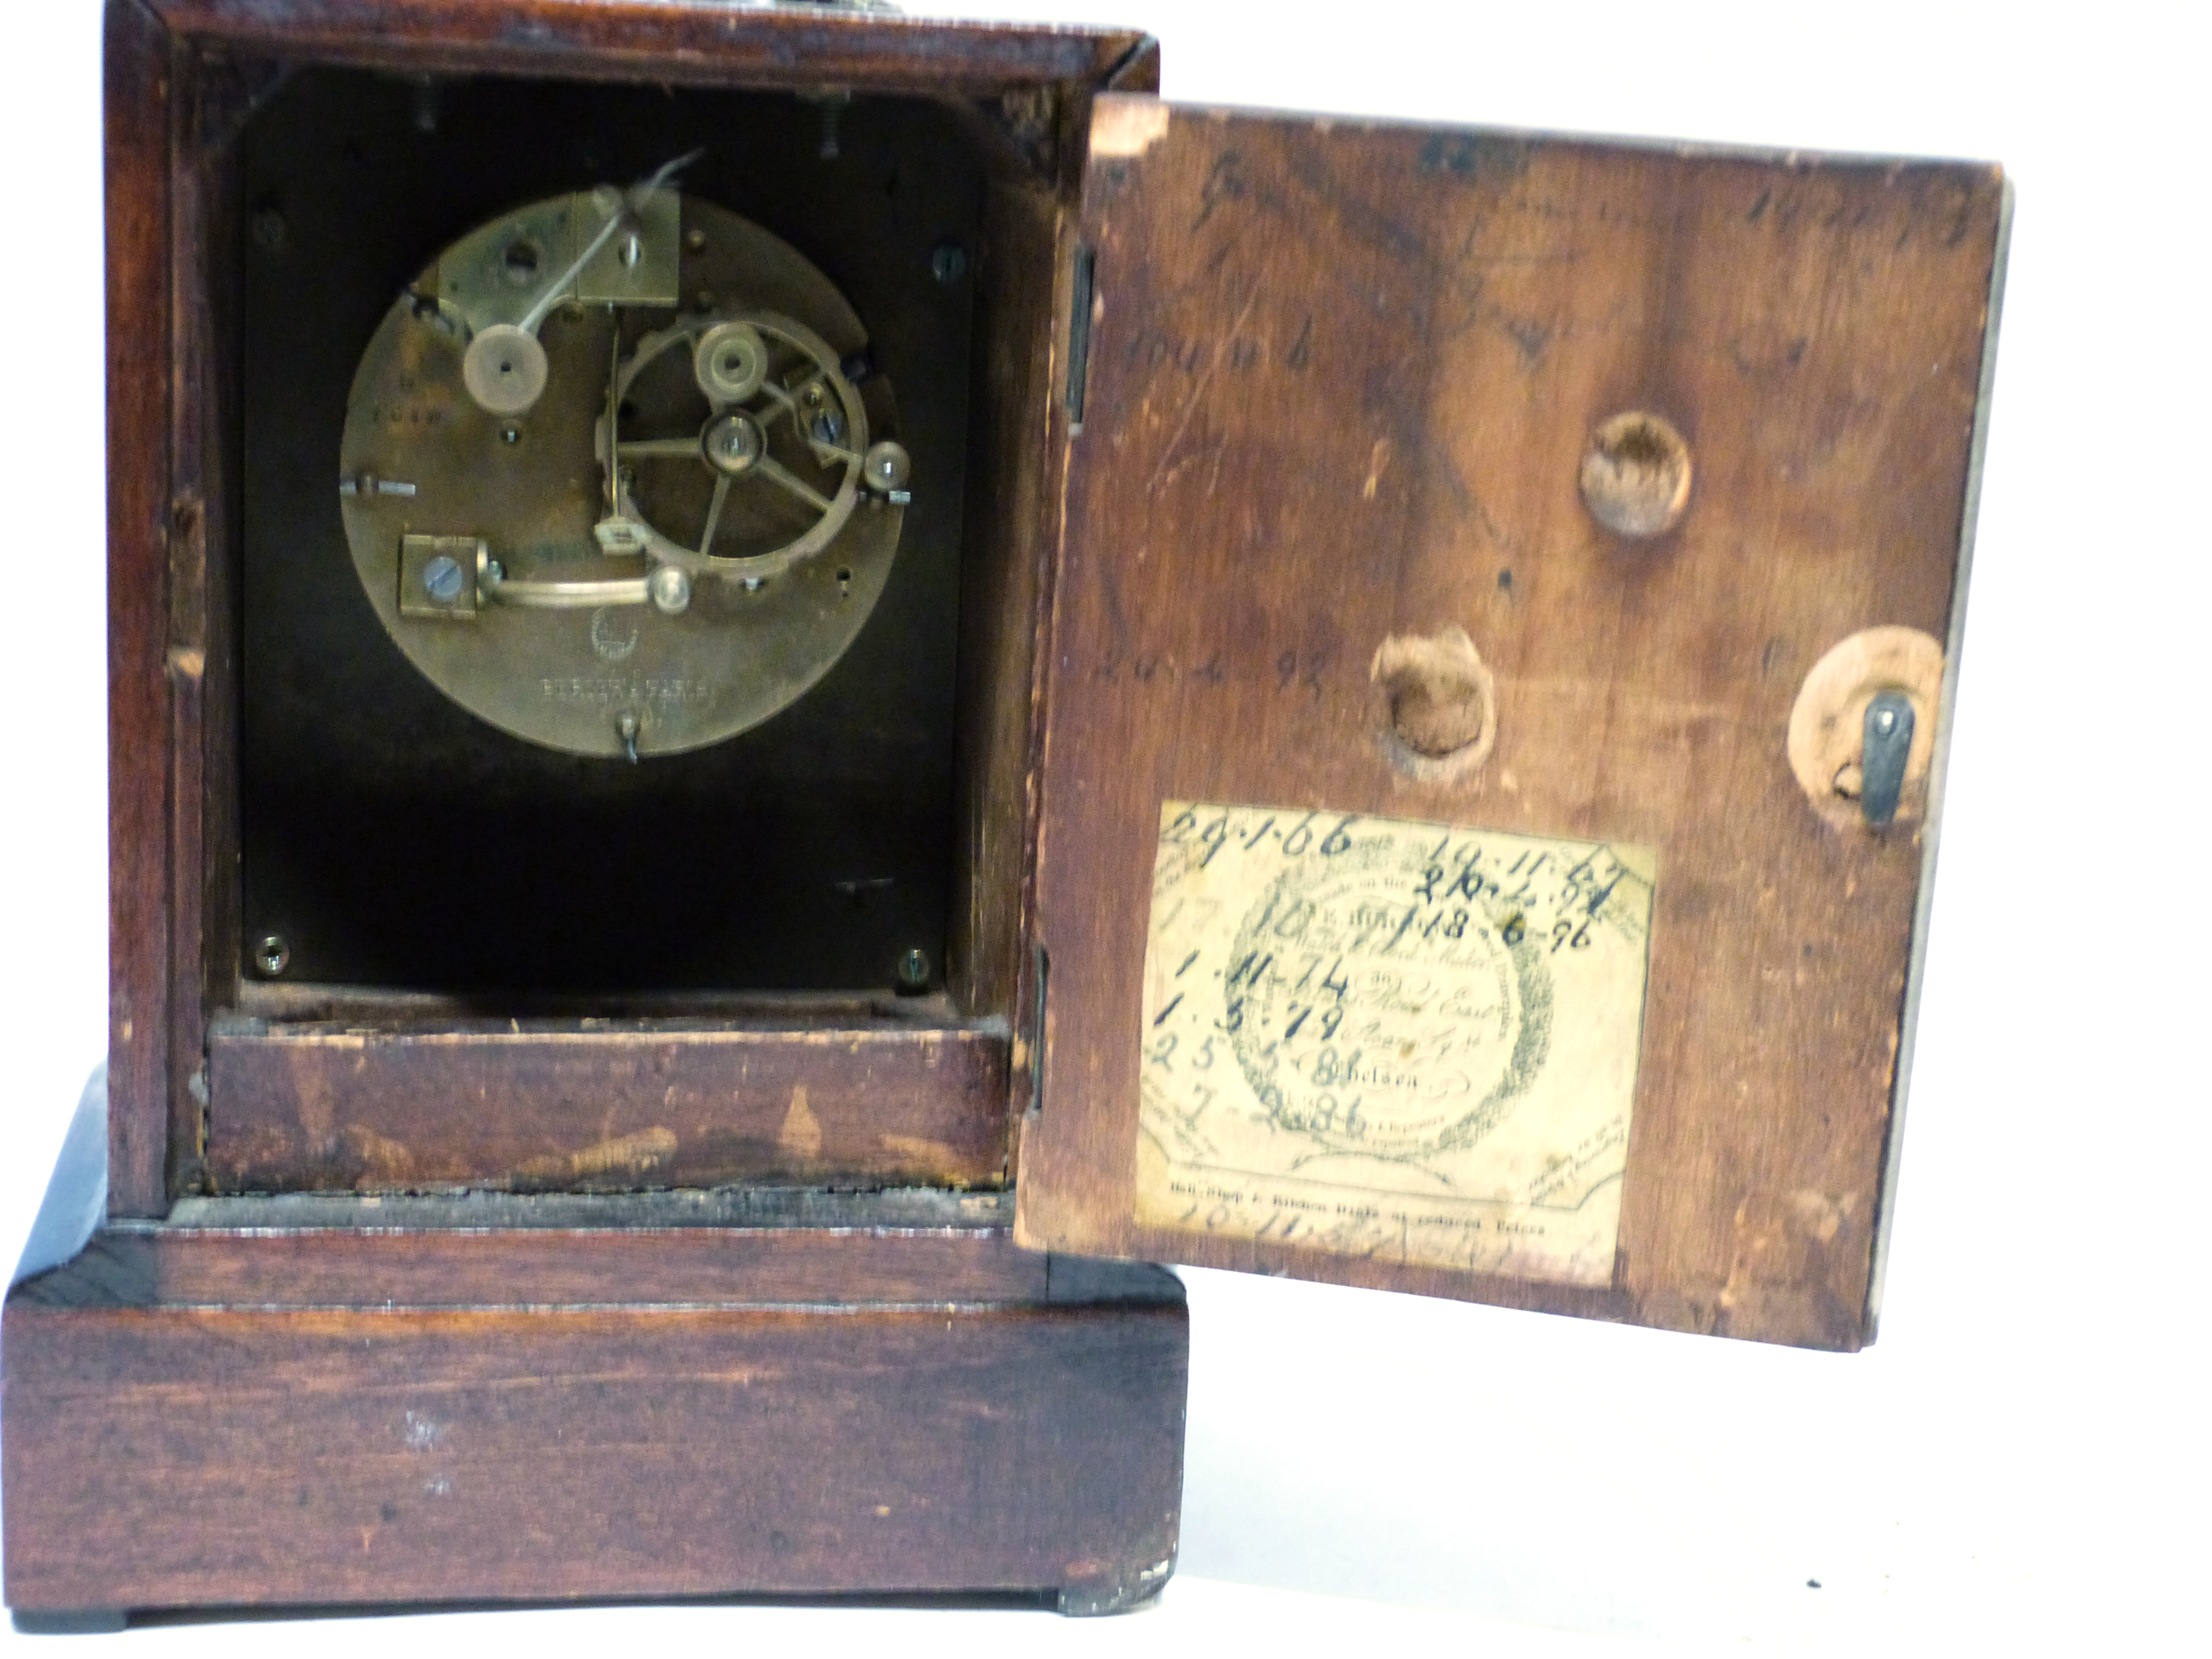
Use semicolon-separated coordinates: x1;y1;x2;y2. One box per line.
3;0;2007;1630
5;0;1183;1625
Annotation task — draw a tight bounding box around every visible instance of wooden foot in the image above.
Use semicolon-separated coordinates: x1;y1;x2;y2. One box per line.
10;1609;129;1635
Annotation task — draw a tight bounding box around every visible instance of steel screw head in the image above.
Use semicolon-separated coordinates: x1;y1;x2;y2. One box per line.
704;412;765;476
499;424;521;445
648;565;691;615
897;948;931;990
422;555;465;604
863;440;911;494
930;242;968;285
254;935;290;978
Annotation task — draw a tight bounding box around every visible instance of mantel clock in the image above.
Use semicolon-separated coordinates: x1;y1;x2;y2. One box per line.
2;0;2006;1627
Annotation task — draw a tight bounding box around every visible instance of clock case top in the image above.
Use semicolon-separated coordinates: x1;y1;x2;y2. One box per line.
98;1;2002;1355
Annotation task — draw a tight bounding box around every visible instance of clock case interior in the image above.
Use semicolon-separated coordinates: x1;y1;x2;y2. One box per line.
177;48;1093;1201
243;70;974;995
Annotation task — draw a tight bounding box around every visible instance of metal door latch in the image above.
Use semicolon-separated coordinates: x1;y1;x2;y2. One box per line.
1860;690;1916;829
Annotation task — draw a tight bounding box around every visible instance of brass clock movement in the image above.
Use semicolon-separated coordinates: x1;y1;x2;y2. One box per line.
345;176;914;759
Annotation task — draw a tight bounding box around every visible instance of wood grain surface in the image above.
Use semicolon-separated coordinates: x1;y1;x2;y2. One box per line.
948;174;1067;1051
148;0;1155;95
105;0;176;1218
206;1019;1014;1192
1018;98;2005;1349
164;27;252;1204
4;1228;1186;1616
55;2;1207;1627
948;154;1094;1159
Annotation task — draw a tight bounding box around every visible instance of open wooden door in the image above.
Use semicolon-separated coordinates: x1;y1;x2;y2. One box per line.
1014;93;2006;1350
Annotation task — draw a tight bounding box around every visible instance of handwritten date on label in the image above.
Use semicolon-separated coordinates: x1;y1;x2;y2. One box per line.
1134;801;1656;1286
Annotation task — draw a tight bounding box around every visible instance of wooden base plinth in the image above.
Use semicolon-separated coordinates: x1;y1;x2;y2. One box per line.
3;1194;1187;1622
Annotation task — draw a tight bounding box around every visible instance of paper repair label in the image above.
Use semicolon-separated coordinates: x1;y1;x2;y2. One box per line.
1135;802;1656;1286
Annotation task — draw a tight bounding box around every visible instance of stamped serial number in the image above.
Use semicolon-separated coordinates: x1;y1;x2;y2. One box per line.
539;676;716;706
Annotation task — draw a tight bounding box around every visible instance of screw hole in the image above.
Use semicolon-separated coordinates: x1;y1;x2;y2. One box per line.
1370;627;1498;780
1579;411;1693;537
254;935;291;978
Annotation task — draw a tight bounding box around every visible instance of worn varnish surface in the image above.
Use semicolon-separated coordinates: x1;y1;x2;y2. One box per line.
948;162;1092;1162
207;1021;1013;1192
59;0;1203;1626
28;1223;1051;1311
948;176;1065;1039
150;0;1154;95
166;28;252;1203
106;0;175;1218
4;1229;1186;1615
1019;100;2005;1348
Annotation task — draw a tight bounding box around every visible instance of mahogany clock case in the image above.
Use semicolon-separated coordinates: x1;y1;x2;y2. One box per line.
88;0;1153;1208
6;0;1183;1627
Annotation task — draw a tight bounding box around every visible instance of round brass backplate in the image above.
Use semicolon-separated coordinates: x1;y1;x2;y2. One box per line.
338;194;905;759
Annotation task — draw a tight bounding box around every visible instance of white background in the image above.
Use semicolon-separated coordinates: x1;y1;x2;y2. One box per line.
3;0;2206;1652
